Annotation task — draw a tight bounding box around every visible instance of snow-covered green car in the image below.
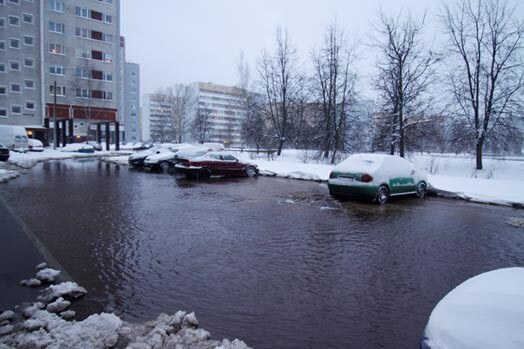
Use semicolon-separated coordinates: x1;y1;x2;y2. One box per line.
328;154;428;204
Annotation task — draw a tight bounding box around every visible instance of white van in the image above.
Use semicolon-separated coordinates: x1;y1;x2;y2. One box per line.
0;125;30;152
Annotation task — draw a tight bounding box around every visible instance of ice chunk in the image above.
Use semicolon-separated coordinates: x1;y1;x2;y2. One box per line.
20;278;42;287
35;268;60;282
36;262;47;269
0;311;15;322
43;281;87;301
46;297;71;313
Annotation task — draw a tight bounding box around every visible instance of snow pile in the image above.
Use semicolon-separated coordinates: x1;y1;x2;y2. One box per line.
60;143;95;153
103;155;130;165
0;168;20;183
35;268;60;283
421;267;524;349
507;217;524;229
1;264;251;349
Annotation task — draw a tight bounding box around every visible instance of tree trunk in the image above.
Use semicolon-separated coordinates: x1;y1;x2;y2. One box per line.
277;139;284;156
476;139;483;170
390;143;395;155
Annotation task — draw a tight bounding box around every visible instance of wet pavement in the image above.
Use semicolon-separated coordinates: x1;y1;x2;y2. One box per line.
1;159;524;348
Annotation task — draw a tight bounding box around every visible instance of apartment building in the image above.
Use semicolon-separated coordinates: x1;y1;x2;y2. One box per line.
141;93;174;142
187;82;247;147
0;0;121;142
124;61;139;142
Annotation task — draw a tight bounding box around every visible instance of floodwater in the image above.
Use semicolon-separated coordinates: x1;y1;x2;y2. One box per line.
2;159;524;348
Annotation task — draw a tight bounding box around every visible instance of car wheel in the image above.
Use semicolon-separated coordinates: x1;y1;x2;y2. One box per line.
375;185;389;205
416;182;427;198
199;168;211;179
160;161;169;172
246;166;257;177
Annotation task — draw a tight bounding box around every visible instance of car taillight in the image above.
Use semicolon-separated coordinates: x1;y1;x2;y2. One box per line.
361;174;373;183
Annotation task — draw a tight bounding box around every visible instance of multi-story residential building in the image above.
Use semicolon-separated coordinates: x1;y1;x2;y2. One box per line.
0;0;42;128
186;82;247;147
0;0;121;143
124;61;139;142
141;93;174;142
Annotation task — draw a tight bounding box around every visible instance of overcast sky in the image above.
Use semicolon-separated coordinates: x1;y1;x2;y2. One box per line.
120;0;522;99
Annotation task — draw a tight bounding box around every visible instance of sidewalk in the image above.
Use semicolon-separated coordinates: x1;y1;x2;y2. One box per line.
0;195;68;311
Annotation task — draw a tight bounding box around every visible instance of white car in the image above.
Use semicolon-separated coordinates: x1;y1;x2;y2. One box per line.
28;138;44;152
143;144;198;171
328;154;428;204
128;146;169;168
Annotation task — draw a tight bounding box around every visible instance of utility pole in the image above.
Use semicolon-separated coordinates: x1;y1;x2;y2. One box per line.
53;80;57;150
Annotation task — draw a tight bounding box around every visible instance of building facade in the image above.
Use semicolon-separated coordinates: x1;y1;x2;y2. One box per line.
187;82;247;147
123;61;139;142
141;93;174;142
1;0;121;143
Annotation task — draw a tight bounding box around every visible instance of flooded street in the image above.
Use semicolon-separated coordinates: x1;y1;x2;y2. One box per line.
2;159;524;348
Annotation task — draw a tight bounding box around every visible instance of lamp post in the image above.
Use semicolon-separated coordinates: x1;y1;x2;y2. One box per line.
53;80;58;149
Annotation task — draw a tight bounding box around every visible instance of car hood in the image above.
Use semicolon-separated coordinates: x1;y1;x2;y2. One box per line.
144;152;175;162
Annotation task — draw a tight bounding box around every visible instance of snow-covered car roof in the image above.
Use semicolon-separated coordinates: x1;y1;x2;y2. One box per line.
333;154;389;174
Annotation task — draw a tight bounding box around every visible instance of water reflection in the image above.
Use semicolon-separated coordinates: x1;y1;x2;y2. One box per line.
2;159;523;349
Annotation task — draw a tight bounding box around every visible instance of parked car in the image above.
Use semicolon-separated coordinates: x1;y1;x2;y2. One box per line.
0;143;9;162
175;152;259;178
86;142;103;151
28;138;44;152
128;146;169;169
144;144;201;171
327;154;427;204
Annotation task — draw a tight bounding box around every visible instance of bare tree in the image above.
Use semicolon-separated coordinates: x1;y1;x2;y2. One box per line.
442;0;524;169
172;85;194;143
257;26;305;155
192;103;212;144
372;9;437;157
312;21;358;163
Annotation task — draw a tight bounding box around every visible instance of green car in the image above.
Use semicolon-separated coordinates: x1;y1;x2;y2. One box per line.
328;154;428;204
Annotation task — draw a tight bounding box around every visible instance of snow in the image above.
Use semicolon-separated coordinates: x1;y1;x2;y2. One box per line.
421;267;524;349
35;268;60;282
60;143;95;152
44;281;87;300
332;153;386;173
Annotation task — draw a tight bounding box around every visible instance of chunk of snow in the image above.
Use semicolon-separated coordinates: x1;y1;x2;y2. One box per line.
422;267;524;349
0;325;14;336
506;217;524;229
59;310;75;320
23;303;45;318
20;278;42;287
35;268;60;282
44;281;87;301
216;338;252;349
183;311;199;327
24;319;47;331
0;311;15;322
46;297;71;313
36;262;47;269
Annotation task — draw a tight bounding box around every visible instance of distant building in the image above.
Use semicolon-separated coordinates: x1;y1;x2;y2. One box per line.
186;82;247;147
124;62;140;142
1;0;122;143
141;93;174;142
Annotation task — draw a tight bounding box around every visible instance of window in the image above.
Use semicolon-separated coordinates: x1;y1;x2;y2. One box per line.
24;57;34;68
23;35;34;46
105;14;112;23
0;18;4;27
25;101;35;110
75;67;89;78
49;21;64;33
0;40;5;50
104;72;113;81
103;52;112;62
22;13;33;24
48;0;63;12
75;6;88;18
8;15;20;26
0;63;5;73
75;27;89;38
49;43;64;55
75;88;89;98
9;61;20;70
10;83;21;93
24;80;35;89
49;65;64;75
0;109;7;118
9;38;20;49
0;86;6;95
11;105;22;114
75;48;91;59
50;85;66;96
9;0;20;4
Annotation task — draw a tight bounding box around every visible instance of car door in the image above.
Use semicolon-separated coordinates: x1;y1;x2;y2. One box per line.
221;154;243;175
387;157;416;195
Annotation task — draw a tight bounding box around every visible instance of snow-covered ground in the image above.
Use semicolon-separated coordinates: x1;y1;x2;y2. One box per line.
421;267;524;349
3;147;524;207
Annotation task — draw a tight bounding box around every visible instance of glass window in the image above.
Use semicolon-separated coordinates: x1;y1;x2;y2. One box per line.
8;15;20;26
25;101;35;110
10;84;21;93
9;61;20;70
9;38;20;49
0;40;5;50
47;0;63;12
0;18;4;27
0;86;6;95
24;58;34;67
49;21;64;33
22;13;33;24
0;109;7;118
0;63;5;73
49;43;64;54
11;105;22;114
23;35;34;46
24;80;35;89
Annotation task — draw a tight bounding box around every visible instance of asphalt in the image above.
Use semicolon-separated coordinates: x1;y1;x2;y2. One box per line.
0;195;69;311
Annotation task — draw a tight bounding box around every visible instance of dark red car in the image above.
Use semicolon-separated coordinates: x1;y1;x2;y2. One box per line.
174;152;258;178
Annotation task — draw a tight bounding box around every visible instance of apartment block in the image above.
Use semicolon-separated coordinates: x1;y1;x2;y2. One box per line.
142;93;174;142
124;61;139;142
0;0;121;142
187;82;247;147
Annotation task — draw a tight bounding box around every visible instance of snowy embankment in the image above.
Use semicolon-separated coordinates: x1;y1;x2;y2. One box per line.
0;264;251;349
421;267;524;349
